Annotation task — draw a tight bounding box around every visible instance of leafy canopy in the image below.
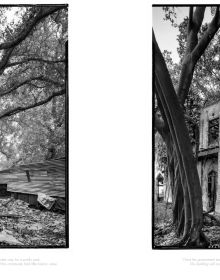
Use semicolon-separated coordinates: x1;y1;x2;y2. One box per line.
0;6;67;168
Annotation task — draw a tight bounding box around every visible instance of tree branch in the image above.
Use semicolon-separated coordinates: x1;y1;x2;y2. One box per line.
177;6;220;104
192;7;206;32
0;76;63;97
192;6;220;63
185;7;205;54
213;6;220;26
0;6;65;50
188;6;194;33
0;88;65;120
37;76;64;87
0;47;15;73
6;57;65;69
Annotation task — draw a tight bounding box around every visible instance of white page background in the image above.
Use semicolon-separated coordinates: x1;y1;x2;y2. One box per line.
1;0;220;279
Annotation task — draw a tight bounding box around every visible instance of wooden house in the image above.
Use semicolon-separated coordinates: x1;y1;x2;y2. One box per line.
0;158;66;206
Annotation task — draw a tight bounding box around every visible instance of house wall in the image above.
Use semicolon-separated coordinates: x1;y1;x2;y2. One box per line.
198;157;218;212
198;102;220;214
216;151;220;213
199;102;220;150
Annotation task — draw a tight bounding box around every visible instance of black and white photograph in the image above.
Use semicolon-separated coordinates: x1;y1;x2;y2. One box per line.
0;5;68;248
153;5;220;249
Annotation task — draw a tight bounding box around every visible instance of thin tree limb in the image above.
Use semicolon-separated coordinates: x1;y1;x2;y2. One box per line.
185;7;205;54
188;6;194;33
6;57;65;69
191;7;220;63
0;88;65;120
0;47;15;73
192;7;206;32
0;6;65;50
0;76;63;97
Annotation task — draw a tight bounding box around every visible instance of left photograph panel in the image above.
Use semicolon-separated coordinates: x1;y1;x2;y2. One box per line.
0;5;68;248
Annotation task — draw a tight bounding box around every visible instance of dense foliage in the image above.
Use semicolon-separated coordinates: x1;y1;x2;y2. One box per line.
0;6;67;169
156;8;220;167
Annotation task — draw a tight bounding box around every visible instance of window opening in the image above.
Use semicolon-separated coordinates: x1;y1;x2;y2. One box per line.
208;170;217;211
208;118;219;146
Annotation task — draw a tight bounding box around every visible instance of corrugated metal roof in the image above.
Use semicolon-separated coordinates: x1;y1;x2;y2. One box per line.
0;158;66;174
7;182;65;197
0;158;66;198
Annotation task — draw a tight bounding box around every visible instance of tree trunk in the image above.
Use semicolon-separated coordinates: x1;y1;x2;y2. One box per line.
153;32;208;247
